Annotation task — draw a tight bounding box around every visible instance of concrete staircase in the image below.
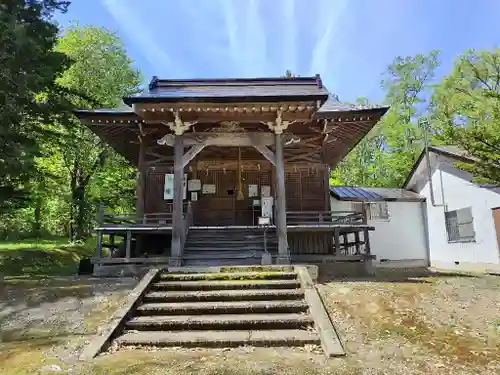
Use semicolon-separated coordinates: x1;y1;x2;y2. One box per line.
183;228;278;266
114;267;321;348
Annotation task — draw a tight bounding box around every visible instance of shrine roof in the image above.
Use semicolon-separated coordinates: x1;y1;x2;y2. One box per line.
315;96;389;119
123;75;329;104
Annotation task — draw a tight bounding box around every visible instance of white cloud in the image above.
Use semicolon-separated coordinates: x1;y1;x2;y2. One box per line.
309;0;349;79
100;0;187;77
283;0;297;73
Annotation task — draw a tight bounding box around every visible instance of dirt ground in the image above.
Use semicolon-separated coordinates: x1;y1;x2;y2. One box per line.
1;270;499;375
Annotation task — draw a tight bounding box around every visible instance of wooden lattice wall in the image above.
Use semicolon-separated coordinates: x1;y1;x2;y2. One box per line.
144;161;329;226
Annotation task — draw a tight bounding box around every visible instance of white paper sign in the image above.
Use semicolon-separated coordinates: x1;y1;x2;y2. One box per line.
261;185;271;197
188;179;201;192
191;192;198;201
248;184;258;197
164;174;188;200
202;184;216;194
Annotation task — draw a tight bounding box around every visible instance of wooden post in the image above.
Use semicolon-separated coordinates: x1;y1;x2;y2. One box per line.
334;228;340;256
96;231;103;259
275;132;289;264
324;165;330;211
96;202;104;260
125;230;131;259
136;137;147;217
354;231;361;254
136;137;147;254
364;228;371;255
343;233;349;255
169;135;184;267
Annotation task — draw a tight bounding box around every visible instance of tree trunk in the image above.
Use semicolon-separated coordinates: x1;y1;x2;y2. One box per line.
69;158;78;242
33;197;42;238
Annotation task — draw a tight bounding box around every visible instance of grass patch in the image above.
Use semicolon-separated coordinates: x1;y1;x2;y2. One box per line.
0;237;95;277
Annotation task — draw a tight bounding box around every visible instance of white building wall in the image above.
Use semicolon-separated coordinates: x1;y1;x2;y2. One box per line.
418;161;500;269
330;198;428;266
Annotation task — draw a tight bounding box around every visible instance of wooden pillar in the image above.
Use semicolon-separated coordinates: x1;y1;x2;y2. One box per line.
136;137;147;256
343;233;348;255
334;228;340;255
275;132;289;264
354;231;361;254
324;165;330;211
125;230;131;259
96;202;104;260
136;137;147;217
364;228;371;255
169;135;184;267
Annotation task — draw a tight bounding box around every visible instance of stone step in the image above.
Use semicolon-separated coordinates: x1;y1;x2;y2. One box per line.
143;289;304;303
136;300;309;315
182;252;262;261
182;258;265;267
185;241;277;248
151;279;301;291
158;271;297;281
116;329;320;348
184;247;272;252
125;313;313;330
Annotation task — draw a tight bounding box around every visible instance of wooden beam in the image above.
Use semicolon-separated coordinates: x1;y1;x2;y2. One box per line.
252;144;276;166
158;133;277;147
182;143;206;168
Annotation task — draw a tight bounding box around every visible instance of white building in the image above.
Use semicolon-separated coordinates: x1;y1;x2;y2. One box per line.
330;186;429;268
404;145;500;271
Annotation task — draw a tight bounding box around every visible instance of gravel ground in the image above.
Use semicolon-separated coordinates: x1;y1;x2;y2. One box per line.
0;276;137;374
0;271;499;375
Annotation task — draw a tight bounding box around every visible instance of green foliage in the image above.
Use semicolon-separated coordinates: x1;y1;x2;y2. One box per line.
47;25;142;240
332;51;441;187
0;23;141;240
431;49;500;185
0;0;70;211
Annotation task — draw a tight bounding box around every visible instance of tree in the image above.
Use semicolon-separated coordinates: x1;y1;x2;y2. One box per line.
0;0;70;212
331;51;441;187
431;49;500;185
46;25;142;240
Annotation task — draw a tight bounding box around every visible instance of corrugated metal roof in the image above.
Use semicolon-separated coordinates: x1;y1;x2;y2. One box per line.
330;186;425;202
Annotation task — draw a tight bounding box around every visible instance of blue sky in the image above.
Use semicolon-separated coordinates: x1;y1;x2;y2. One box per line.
55;0;500;103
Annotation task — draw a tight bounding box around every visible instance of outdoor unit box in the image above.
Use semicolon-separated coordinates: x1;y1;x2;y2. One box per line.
261;197;274;220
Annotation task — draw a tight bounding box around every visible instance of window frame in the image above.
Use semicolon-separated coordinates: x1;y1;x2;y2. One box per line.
444;206;476;243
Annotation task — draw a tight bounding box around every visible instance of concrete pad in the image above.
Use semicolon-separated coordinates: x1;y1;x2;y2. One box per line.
295;266;345;358
116;329;320;347
79;268;160;360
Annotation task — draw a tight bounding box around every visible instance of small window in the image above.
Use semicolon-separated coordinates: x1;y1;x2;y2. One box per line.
367;202;390;220
445;207;475;242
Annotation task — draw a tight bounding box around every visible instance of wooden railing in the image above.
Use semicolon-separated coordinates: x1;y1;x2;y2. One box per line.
100;212;173;226
286;210;366;225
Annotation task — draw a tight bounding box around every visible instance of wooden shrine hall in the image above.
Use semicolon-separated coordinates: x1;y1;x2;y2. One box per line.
75;75;388;270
